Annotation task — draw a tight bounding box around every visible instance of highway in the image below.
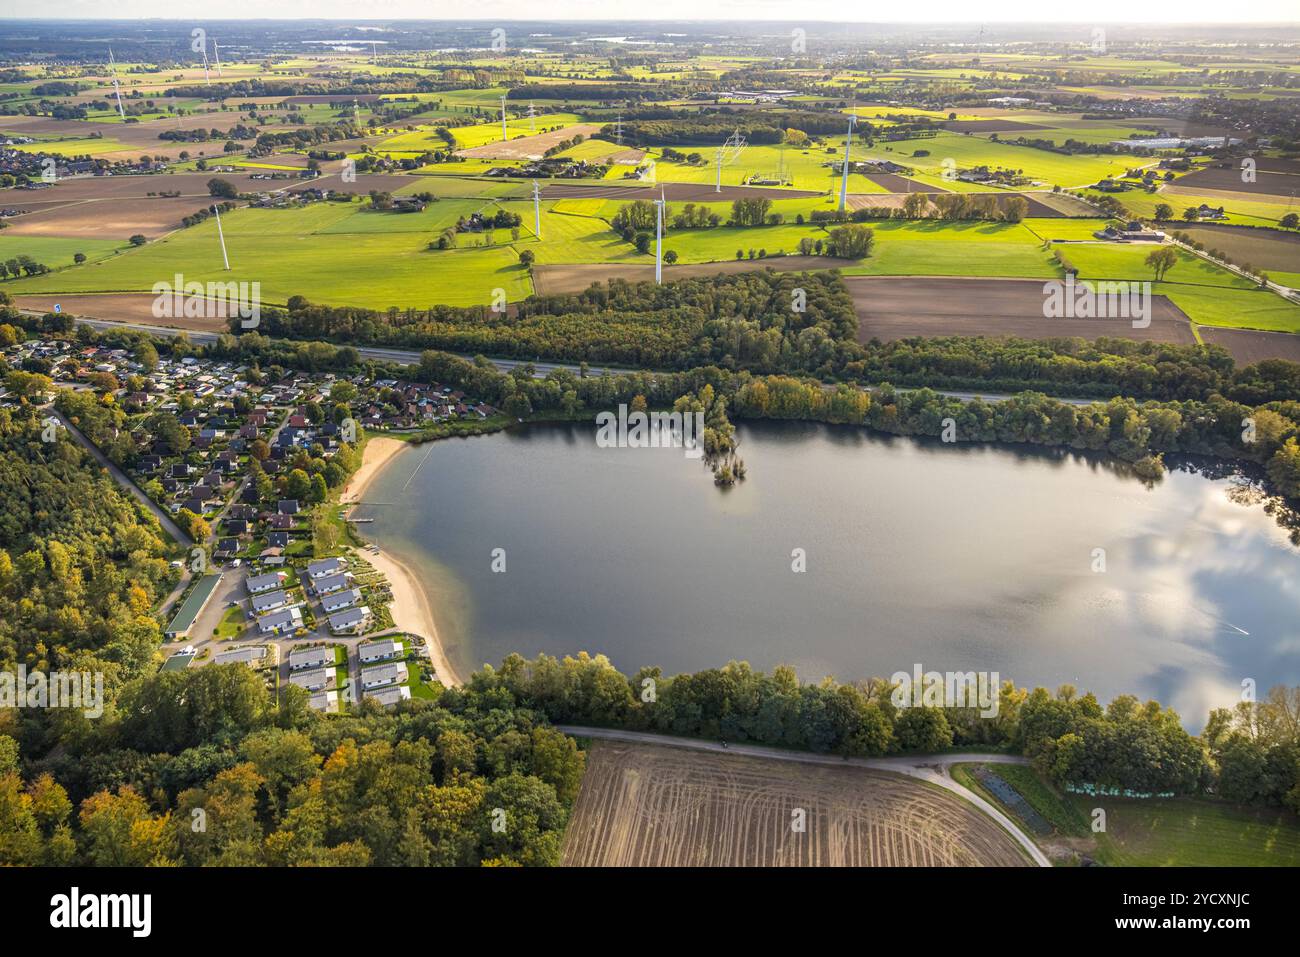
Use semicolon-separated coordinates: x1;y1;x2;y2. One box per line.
46;313;1096;406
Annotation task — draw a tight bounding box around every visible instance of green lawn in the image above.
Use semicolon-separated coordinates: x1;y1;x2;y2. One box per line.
1075;795;1300;866
215;605;246;641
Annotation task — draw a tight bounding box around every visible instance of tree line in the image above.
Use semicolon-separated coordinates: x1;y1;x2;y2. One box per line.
477;653;1299;805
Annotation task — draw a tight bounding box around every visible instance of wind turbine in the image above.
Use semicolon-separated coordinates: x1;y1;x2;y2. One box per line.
213;38;223;77
198;36;211;85
839;112;857;213
532;180;542;240
212;203;231;271
107;48;126;120
500;95;509;142
654;187;665;284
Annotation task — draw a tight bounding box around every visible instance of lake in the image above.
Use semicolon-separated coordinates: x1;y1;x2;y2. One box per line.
356;421;1300;728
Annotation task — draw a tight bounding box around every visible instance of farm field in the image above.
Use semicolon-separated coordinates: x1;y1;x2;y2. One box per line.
1112;187;1298;228
0;234;126;268
841;219;1060;279
846;276;1197;345
1171;223;1300;277
863;131;1137;188
561;742;1030;867
531;255;839;295
4;204;534;308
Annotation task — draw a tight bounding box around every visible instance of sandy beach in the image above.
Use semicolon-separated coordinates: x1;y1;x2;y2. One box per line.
341;435;405;504
344;436;465;687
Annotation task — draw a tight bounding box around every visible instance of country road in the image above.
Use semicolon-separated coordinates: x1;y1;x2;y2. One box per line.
555;725;1052;867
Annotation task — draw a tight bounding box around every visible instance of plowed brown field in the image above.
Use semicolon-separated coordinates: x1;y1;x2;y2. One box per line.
561;742;1029;867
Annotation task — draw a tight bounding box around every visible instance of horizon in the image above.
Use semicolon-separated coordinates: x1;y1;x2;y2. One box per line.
4;11;1299;26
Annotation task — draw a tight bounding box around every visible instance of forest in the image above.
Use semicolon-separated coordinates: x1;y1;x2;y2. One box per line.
0;408;580;867
224;273;1300;406
480;652;1300;808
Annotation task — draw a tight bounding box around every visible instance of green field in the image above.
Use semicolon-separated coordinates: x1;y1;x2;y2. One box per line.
0;235;127;268
1075;795;1300;866
8;136;131;157
6;205;533;309
841;219;1059;278
865;131;1137;189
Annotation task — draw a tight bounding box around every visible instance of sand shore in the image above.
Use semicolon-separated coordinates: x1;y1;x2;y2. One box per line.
341;435;405;504
344;436;465;687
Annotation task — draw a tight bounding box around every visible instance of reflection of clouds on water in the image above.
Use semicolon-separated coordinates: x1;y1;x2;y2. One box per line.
375;421;1300;733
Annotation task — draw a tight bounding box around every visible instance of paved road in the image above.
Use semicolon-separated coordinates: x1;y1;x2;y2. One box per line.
57;314;1098;406
48;314;631;380
555;725;1051;867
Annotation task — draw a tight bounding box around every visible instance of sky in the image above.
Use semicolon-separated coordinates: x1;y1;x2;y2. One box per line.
13;1;1300;24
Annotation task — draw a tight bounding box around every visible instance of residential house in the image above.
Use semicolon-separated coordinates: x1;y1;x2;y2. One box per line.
327;606;372;635
312;572;351;596
360;662;408;690
364;685;411;707
288;667;334;692
322;588;364;613
306;557;347;580
288;645;335;672
213;645;270;668
246;571;287;594
257;607;302;636
250;589;291;615
358;637;403;664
